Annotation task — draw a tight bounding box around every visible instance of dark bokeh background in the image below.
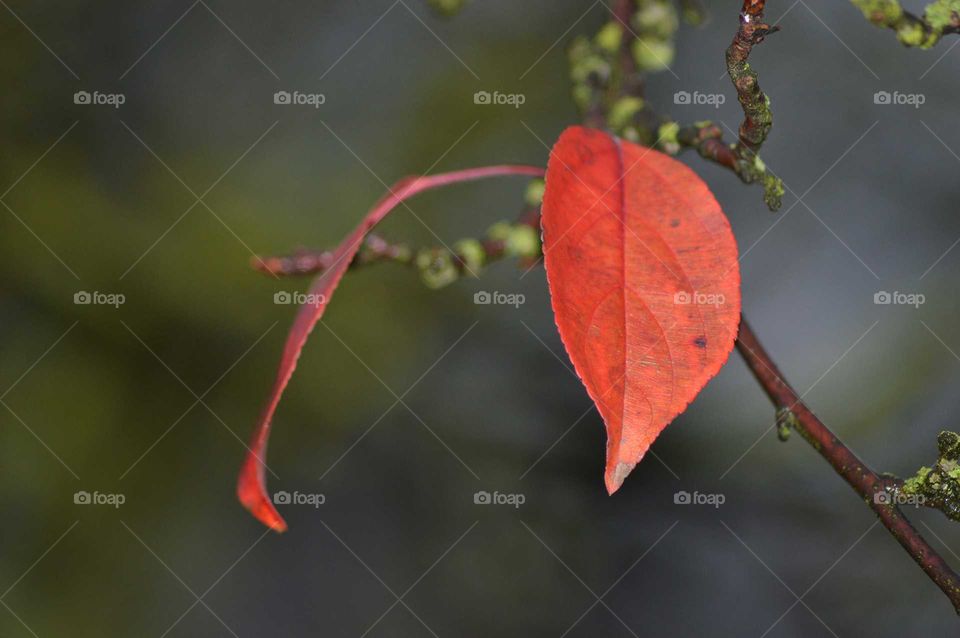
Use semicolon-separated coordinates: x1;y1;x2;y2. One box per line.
2;0;959;635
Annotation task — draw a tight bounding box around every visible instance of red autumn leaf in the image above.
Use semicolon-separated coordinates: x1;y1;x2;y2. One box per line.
541;126;741;494
238;164;544;532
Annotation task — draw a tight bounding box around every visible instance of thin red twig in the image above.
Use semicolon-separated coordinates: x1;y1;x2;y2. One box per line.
736;318;960;613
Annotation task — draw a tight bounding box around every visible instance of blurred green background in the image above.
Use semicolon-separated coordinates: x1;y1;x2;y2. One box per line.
2;0;960;635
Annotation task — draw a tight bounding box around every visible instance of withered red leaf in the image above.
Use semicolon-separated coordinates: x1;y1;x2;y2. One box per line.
541;126;741;493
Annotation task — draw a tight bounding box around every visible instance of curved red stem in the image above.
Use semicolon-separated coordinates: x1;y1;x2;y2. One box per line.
238;164;545;532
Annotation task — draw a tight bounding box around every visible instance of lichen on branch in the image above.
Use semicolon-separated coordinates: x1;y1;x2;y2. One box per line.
674;121;784;211
723;0;784;210
899;431;960;521
567;0;783;210
851;0;960;47
245;2;960;612
736;322;960;614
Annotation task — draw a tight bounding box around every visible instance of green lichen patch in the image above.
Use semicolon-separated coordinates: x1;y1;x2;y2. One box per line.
900;431;960;521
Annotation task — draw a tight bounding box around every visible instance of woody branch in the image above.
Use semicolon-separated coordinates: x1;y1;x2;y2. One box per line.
253;0;960;612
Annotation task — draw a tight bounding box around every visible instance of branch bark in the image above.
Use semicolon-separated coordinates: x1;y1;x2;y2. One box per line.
727;0;778;157
254;220;960;611
736;318;960;613
251;0;960;612
723;0;784;209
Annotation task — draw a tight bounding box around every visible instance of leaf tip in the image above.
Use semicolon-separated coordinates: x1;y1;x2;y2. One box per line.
605;461;636;495
237;454;288;533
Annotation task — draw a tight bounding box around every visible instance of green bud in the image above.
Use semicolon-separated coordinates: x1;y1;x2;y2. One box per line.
487;221;512;243
524;179;546;206
595;21;623;54
453;239;486;275
391;244;414;263
571;84;594;111
632;38;675;72
568;36;592;63
607;96;645;131
896;21;928;47
504;224;540;259
656;121;681;155
427;0;468;17
570;55;610;84
415;248;459;289
634;1;678;39
763;174;784;212
851;0;902;24
657;121;680;145
775;407;796;442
